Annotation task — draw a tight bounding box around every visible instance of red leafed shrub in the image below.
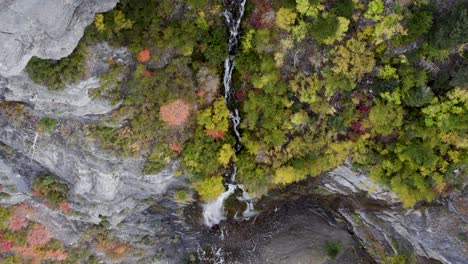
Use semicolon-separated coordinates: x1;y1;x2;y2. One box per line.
0;234;13;252
197;90;206;97
248;0;274;29
160;99;191;127
351;121;367;135
142;70;154;77
14;203;37;217
44;249;68;261
169;143;183;154
203;129;225;140
58;202;71;213
137;48;150;63
26;223;50;246
8;213;28;231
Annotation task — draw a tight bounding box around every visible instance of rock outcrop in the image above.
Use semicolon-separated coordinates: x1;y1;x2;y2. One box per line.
0;0;118;77
319;166;467;264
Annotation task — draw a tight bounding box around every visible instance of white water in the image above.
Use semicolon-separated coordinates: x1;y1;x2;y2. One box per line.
202;184;237;227
202;0;257;227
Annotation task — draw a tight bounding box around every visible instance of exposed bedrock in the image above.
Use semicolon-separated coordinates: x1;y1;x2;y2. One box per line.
0;0;118;77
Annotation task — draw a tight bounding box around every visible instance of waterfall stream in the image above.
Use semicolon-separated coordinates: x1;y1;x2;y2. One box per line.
202;0;256;228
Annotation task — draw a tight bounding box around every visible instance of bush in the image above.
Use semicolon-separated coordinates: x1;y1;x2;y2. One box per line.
364;0;384;21
309;14;340;44
324;241;343;259
38;117;58;134
33;175;69;207
430;3;468;49
333;0;354;18
174;190;190;204
193;176;225;202
26;43;86;90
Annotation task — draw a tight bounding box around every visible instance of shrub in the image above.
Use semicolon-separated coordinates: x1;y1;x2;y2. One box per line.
159;99;191;127
275;7;297;30
38;117;58;134
324;241;343;259
26;43;86;90
364;0;384;21
430;3;468;49
174;190;190;204
333;0;354;18
26;223;50;246
33;175;68;207
193;176;225;202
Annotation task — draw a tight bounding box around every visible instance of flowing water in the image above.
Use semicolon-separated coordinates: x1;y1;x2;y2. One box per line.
201;0;256;228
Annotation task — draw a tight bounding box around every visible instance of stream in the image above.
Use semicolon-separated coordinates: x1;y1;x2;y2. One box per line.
201;0;255;228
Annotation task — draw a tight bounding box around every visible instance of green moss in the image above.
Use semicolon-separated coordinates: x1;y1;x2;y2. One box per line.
324;241;344;259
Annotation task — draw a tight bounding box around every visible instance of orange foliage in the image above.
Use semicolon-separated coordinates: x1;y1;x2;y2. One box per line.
8;213;28;232
160;99;191;127
169;143;183;154
137;48;151;62
197;90;206;97
14;203;37;217
11;245;67;262
203;129;225;140
26;224;50;246
96;239;129;260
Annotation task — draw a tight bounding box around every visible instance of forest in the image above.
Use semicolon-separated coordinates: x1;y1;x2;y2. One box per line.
25;0;467;207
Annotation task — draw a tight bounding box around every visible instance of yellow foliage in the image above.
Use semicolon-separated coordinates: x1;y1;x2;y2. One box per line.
193;176;225;202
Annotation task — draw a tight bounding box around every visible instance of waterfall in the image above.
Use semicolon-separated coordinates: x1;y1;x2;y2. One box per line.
201;0;256;228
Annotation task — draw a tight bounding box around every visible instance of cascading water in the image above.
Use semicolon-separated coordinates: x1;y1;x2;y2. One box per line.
201;0;256;228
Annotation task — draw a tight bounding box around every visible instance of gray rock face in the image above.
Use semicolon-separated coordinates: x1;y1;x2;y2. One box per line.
0;0;118;77
318;166;467;264
0;42;132;118
320;165;399;203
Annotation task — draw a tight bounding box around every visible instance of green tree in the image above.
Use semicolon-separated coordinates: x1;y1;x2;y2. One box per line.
367;100;404;136
275;8;297;30
193;176;225;202
430;2;468;49
296;0;324;17
364;0;384;21
332;38;375;81
218;144;236;166
197;97;230;133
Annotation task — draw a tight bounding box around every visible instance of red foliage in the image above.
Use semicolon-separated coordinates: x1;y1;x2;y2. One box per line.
8;213;28;232
142;70;154;77
248;0;274;29
169;143;183;154
351;122;367;135
26;223;50;246
197;90;206;97
137;48;151;63
160;99;191;127
203;129;225;140
58;202;71;213
358;101;371;113
235;91;245;101
0;234;13;252
14;203;37;217
43;249;68;261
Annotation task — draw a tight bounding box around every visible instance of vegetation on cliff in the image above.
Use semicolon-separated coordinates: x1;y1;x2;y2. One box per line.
24;0;468;207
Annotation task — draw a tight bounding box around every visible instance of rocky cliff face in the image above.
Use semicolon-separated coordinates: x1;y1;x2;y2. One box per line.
0;0;118;77
0;0;466;263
